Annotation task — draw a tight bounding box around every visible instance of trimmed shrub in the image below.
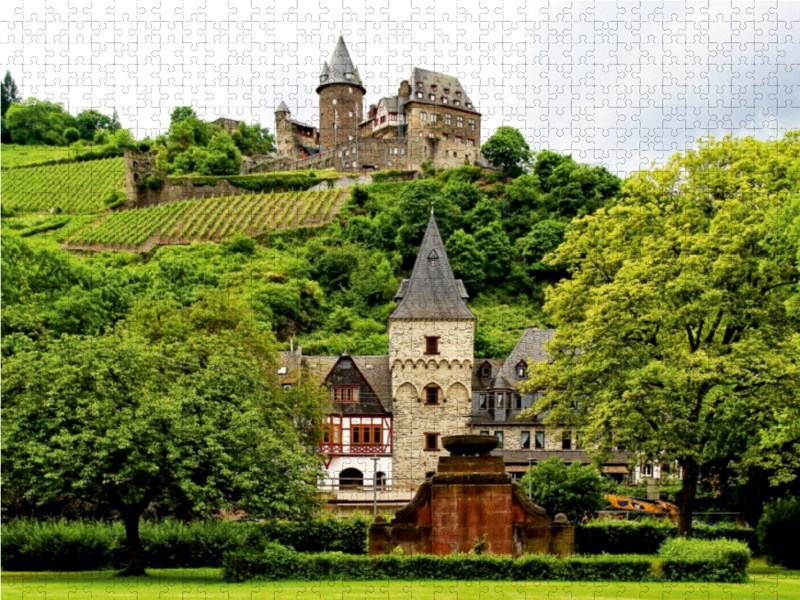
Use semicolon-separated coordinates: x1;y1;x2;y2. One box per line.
757;495;800;569
660;538;750;583
576;519;759;555
221;550;654;583
1;519;124;571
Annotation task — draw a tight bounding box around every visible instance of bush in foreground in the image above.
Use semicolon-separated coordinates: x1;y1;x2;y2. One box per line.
659;538;750;583
757;495;800;569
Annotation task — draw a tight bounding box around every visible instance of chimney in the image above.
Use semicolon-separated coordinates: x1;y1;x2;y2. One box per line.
398;80;411;99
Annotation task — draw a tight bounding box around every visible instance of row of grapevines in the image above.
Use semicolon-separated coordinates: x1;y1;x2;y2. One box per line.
2;158;125;214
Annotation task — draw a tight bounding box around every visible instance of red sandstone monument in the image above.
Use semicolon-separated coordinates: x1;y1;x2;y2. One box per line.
369;435;575;556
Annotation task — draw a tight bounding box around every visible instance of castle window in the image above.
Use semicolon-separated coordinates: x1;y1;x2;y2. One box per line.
514;394;522;409
443;88;449;94
431;114;439;123
326;159;331;166
425;386;440;405
516;360;528;378
457;116;463;127
466;139;474;147
425;336;440;354
431;84;437;90
453;152;457;158
445;114;451;125
381;115;387;124
562;436;572;450
480;430;490;436
420;111;427;121
332;99;337;105
442;133;448;141
480;363;491;378
454;100;461;106
466;103;473;109
399;148;405;155
479;394;487;410
497;393;505;409
416;92;423;99
332;386;359;403
348;135;353;141
535;431;545;449
521;431;531;449
494;431;504;448
373;119;378;127
349;111;353;117
429;94;436;101
468;119;475;131
419;131;423;137
429;132;435;139
456;91;462;97
349;87;353;93
455;136;462;144
351;425;382;446
442;97;449;104
345;73;353;80
424;433;440;451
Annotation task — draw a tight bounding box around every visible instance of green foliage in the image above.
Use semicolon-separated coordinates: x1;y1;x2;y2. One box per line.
466;197;501;231
480;126;532;176
2;295;324;573
440;181;484;213
1;516;371;571
5;98;76;146
575;519;759;555
519;458;606;520
231;121;276;155
75;108;120;141
445;229;485;290
757;495;800;568
394;180;450;257
521;132;800;536
1;70;21;120
103;188;126;209
516;219;568;278
2;157;125;213
474;222;511;282
660;538;751;583
221;550;655;583
224;234;256;255
200;131;242;175
63;127;80;143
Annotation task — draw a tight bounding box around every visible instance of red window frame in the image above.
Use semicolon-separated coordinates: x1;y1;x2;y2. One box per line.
332;386;359;403
424;432;440;451
351;425;382;446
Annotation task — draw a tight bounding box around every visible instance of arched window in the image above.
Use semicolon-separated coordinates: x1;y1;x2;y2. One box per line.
339;467;363;489
375;471;387;491
425;384;440;405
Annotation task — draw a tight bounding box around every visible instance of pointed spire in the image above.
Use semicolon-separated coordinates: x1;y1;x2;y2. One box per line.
276;100;290;114
318;35;364;89
389;213;476;321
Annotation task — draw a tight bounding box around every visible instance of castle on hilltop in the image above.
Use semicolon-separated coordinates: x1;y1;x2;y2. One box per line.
270;36;486;174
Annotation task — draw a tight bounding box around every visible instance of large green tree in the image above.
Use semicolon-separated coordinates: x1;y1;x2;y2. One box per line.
1;70;21;142
480;126;532;177
519;458;606;521
4;98;76;145
2;295;325;575
520;133;800;537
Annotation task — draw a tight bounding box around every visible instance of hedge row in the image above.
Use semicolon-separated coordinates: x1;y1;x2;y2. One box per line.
1;517;369;571
222;547;655;583
166;173;341;193
575;520;759;555
660;538;751;583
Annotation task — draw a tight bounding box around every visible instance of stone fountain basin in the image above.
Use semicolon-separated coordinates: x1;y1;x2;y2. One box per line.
442;434;499;456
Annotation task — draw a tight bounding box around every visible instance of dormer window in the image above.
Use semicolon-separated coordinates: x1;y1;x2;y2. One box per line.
456;91;462;97
428;249;439;267
443;88;450;94
516;360;527;378
429;94;436;101
466;103;473;108
345;73;354;80
442;97;448;104
321;75;328;82
417;82;423;88
431;85;437;90
454;100;461;106
416;92;423;99
480;362;491;379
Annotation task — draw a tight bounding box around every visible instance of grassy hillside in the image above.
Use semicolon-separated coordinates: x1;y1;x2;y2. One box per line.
1;144;77;168
2;157;125;214
66;189;346;250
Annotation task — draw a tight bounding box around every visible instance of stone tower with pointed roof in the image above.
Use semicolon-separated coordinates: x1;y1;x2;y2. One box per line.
274;101;294;159
317;36;366;153
388;211;477;486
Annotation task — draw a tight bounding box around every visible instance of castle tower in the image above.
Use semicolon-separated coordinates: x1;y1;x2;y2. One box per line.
388;210;477;488
274;101;294;159
317;36;365;153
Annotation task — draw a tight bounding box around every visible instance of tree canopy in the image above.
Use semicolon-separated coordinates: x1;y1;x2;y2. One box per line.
480;126;532;176
519;458;606;521
520;132;800;536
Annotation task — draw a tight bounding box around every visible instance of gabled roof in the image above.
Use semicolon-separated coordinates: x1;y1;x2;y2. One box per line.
407;68;479;115
389;212;476;321
492;327;555;389
318;36;365;91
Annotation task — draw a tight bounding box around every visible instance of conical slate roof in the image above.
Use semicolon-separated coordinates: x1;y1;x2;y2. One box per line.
389;212;476;321
276;100;290;113
318;36;364;90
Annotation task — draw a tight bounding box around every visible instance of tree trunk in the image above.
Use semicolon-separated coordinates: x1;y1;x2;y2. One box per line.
675;456;700;538
119;508;146;576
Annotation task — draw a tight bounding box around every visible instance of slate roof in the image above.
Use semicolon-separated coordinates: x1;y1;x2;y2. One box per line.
276;100;290;113
492;328;555;389
352;355;393;412
389;212;477;321
472;358;507;391
378;96;403;113
318;36;365;91
407;68;479;115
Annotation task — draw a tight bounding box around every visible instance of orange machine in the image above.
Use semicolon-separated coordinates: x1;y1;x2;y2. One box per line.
604;494;680;521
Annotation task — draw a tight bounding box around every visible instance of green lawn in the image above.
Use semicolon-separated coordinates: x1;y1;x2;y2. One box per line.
3;563;800;600
1;144;78;168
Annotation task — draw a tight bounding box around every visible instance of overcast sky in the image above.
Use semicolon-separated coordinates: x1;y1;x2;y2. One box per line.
2;0;798;176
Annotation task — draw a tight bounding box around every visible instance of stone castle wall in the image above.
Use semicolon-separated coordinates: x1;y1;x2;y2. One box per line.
389;319;476;489
318;84;364;153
